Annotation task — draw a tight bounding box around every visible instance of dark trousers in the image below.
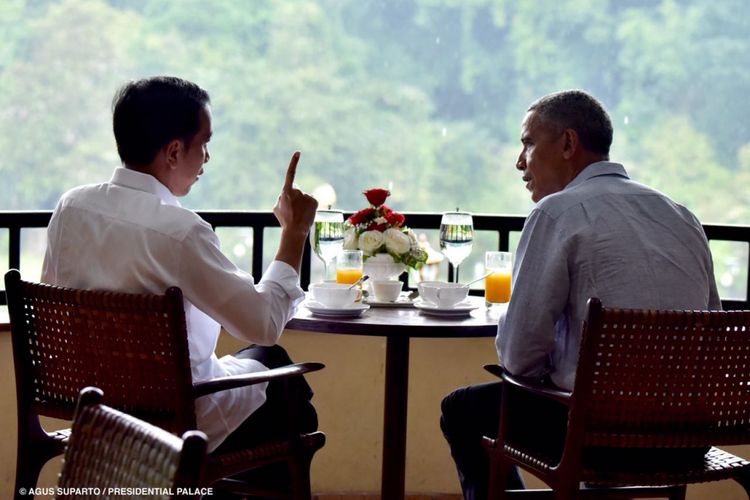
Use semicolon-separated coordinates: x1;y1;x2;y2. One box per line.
440;381;568;500
213;344;318;494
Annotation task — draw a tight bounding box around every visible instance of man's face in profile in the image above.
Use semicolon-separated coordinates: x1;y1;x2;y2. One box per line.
170;105;213;197
515;111;568;202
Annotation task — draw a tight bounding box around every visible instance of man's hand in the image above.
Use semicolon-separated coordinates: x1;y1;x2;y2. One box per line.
273;151;318;234
273;152;318;272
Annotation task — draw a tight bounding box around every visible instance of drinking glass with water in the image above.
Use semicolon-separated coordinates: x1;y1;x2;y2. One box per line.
439;211;474;283
310;209;344;281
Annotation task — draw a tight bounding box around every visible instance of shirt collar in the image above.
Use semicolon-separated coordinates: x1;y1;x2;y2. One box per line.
565;161;629;191
110;167;181;207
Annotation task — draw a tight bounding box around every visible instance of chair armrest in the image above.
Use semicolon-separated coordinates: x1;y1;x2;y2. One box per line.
193;362;325;399
483;364;572;405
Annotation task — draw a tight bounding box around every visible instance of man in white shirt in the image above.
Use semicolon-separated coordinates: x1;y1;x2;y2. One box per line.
440;90;720;499
42;76;319;487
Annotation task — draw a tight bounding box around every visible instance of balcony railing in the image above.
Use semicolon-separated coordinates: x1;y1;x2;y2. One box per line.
1;211;749;310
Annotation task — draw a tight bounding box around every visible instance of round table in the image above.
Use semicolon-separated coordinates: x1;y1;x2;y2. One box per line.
287;296;500;500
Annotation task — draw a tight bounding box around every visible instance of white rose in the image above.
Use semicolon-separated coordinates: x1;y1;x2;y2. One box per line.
384;228;411;255
407;229;419;248
343;227;359;250
359;230;384;255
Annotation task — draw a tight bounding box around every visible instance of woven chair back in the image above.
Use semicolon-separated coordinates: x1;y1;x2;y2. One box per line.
56;388;205;500
577;298;750;449
6;270;195;434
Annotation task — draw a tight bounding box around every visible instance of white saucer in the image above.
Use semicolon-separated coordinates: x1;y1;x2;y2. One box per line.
305;300;370;318
364;292;416;308
413;300;478;317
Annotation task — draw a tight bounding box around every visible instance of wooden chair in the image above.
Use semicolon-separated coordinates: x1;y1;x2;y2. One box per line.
56;386;207;499
5;269;326;500
483;297;750;500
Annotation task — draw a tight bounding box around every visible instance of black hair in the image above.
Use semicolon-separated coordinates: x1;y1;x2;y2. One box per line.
528;90;613;158
112;76;210;166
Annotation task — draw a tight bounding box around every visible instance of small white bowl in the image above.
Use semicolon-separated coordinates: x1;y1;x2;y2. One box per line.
371;280;403;302
363;253;407;280
309;282;359;308
417;281;469;308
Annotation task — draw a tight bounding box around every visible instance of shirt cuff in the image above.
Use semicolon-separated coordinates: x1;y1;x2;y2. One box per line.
261;260;305;304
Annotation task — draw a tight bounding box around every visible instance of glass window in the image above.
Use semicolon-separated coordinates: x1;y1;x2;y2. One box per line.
2;0;749;226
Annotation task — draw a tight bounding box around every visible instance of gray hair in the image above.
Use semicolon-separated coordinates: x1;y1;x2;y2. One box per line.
528;90;613;158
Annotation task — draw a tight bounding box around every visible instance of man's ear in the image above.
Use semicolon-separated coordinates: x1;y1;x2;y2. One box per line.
561;128;579;160
164;139;183;169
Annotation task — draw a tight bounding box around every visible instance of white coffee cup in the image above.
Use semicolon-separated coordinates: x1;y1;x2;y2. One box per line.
417;281;469;308
371;280;403;302
309;282;359;308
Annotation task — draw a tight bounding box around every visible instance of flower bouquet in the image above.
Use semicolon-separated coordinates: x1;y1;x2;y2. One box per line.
343;188;427;278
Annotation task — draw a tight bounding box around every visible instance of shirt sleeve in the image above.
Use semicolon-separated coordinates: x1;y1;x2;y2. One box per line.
177;221;304;345
705;242;722;310
41;198;65;284
692;211;722;310
496;208;570;378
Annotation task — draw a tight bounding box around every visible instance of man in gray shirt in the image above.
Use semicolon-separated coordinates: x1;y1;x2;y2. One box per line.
440;90;720;499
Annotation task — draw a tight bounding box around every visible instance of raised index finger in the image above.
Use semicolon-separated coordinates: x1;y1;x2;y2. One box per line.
284;151;300;191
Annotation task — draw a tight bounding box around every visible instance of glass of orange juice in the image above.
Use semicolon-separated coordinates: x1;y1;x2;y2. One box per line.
485;251;512;306
336;250;363;285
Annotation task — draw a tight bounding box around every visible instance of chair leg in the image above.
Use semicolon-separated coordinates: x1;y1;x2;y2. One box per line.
734;471;750;499
288;451;314;500
553;478;580;500
668;484;687;500
14;446;52;500
14;415;67;500
488;455;514;500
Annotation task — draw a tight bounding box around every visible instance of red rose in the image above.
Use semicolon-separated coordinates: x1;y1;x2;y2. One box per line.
363;188;390;207
348;207;376;226
385;211;405;227
380;204;393;215
368;222;389;232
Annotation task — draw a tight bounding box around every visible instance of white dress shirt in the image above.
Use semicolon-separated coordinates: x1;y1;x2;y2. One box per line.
42;167;305;451
497;162;721;390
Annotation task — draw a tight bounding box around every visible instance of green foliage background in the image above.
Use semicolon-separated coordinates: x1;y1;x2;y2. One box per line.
1;0;749;226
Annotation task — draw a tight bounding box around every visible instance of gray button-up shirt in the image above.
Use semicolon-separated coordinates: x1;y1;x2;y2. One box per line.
497;161;721;390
